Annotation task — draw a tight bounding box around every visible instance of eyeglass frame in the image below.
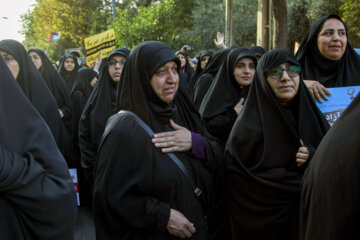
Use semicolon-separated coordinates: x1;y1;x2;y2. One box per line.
267;65;301;79
107;59;126;68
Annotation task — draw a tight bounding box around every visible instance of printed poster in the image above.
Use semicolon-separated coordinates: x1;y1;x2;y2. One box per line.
84;29;116;65
316;86;360;126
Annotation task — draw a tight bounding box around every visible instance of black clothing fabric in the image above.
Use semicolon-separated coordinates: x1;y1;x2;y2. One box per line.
189;50;213;96
200;47;256;146
93;41;223;240
176;51;194;91
300;92;360;240
249;46;266;57
0;56;77;240
192;48;233;109
58;53;80;92
28;48;74;135
78;49;129;177
296;14;360;87
0;39;73;164
225;49;329;240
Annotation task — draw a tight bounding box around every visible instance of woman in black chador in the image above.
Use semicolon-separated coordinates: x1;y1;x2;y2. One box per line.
0;56;77;240
58;53;80;92
93;41;223;240
0;39;73;165
200;47;257;146
176;50;194;91
225;49;329;240
300;92;360;240
189;50;213;97
192;48;232;109
78;48;129;180
296;14;360;101
28;48;74;137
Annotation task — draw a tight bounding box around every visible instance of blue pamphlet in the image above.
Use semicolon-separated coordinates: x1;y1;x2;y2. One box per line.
316;86;360;126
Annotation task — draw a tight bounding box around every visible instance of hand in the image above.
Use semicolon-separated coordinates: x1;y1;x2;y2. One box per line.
296;139;309;167
214;32;226;49
152;119;192;153
167;209;196;239
234;98;245;115
59;109;64;118
94;55;102;71
304;80;331;102
181;45;190;52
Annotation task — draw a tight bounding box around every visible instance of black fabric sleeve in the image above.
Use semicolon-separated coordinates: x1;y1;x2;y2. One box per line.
204;108;237;146
0;144;76;240
94;116;171;232
78;101;97;178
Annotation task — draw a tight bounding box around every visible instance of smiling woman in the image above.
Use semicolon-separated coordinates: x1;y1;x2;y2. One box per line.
296;14;360;101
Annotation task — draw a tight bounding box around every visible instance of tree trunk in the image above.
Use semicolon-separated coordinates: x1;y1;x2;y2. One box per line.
272;0;288;49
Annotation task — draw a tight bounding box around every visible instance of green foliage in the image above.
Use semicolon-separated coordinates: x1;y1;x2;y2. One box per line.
287;0;311;48
305;0;343;22
340;0;360;47
112;0;192;50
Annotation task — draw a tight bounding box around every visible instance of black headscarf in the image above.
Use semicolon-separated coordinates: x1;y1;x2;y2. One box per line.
189;50;213;96
176;50;194;91
71;67;97;100
249;46;266;58
300;92;360;240
0;39;73;163
200;47;256;119
78;48;129;172
225;49;329;240
192;48;233;108
28;48;74;134
58;53;80;92
296;14;360;87
0;56;77;239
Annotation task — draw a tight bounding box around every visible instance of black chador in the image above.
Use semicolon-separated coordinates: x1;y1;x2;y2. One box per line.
225;49;329;240
58;53;80;92
29;48;74;137
93;41;223;240
0;40;73;165
0;56;77;240
192;48;232;109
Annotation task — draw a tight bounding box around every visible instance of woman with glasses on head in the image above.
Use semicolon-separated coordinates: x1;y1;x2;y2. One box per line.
224;49;329;240
78;48;130;200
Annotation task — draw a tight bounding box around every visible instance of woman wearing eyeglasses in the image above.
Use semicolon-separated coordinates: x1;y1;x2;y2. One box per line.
78;48;130;199
224;49;329;240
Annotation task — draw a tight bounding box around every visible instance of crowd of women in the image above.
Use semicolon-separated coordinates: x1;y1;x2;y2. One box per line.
0;14;359;240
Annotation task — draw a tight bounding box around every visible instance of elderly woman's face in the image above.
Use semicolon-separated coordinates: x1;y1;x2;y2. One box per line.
29;51;42;70
266;63;300;105
0;50;20;79
150;61;179;103
317;18;347;61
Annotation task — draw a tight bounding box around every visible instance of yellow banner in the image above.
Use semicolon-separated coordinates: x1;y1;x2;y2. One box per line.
84;29;116;65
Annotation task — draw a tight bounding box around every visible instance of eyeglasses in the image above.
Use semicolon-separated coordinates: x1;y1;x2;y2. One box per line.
108;59;126;67
267;65;301;79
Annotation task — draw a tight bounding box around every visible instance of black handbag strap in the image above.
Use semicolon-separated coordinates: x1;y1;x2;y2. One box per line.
119;110;202;198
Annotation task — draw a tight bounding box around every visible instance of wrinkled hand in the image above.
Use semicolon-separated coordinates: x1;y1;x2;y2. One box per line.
234;97;245;115
59;109;64;118
296;139;309;167
304;80;331;102
214;32;227;49
167;209;196;239
152;119;192;153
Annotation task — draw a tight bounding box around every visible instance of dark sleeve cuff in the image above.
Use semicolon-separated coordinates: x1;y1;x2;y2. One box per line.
191;132;207;160
155;202;171;231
